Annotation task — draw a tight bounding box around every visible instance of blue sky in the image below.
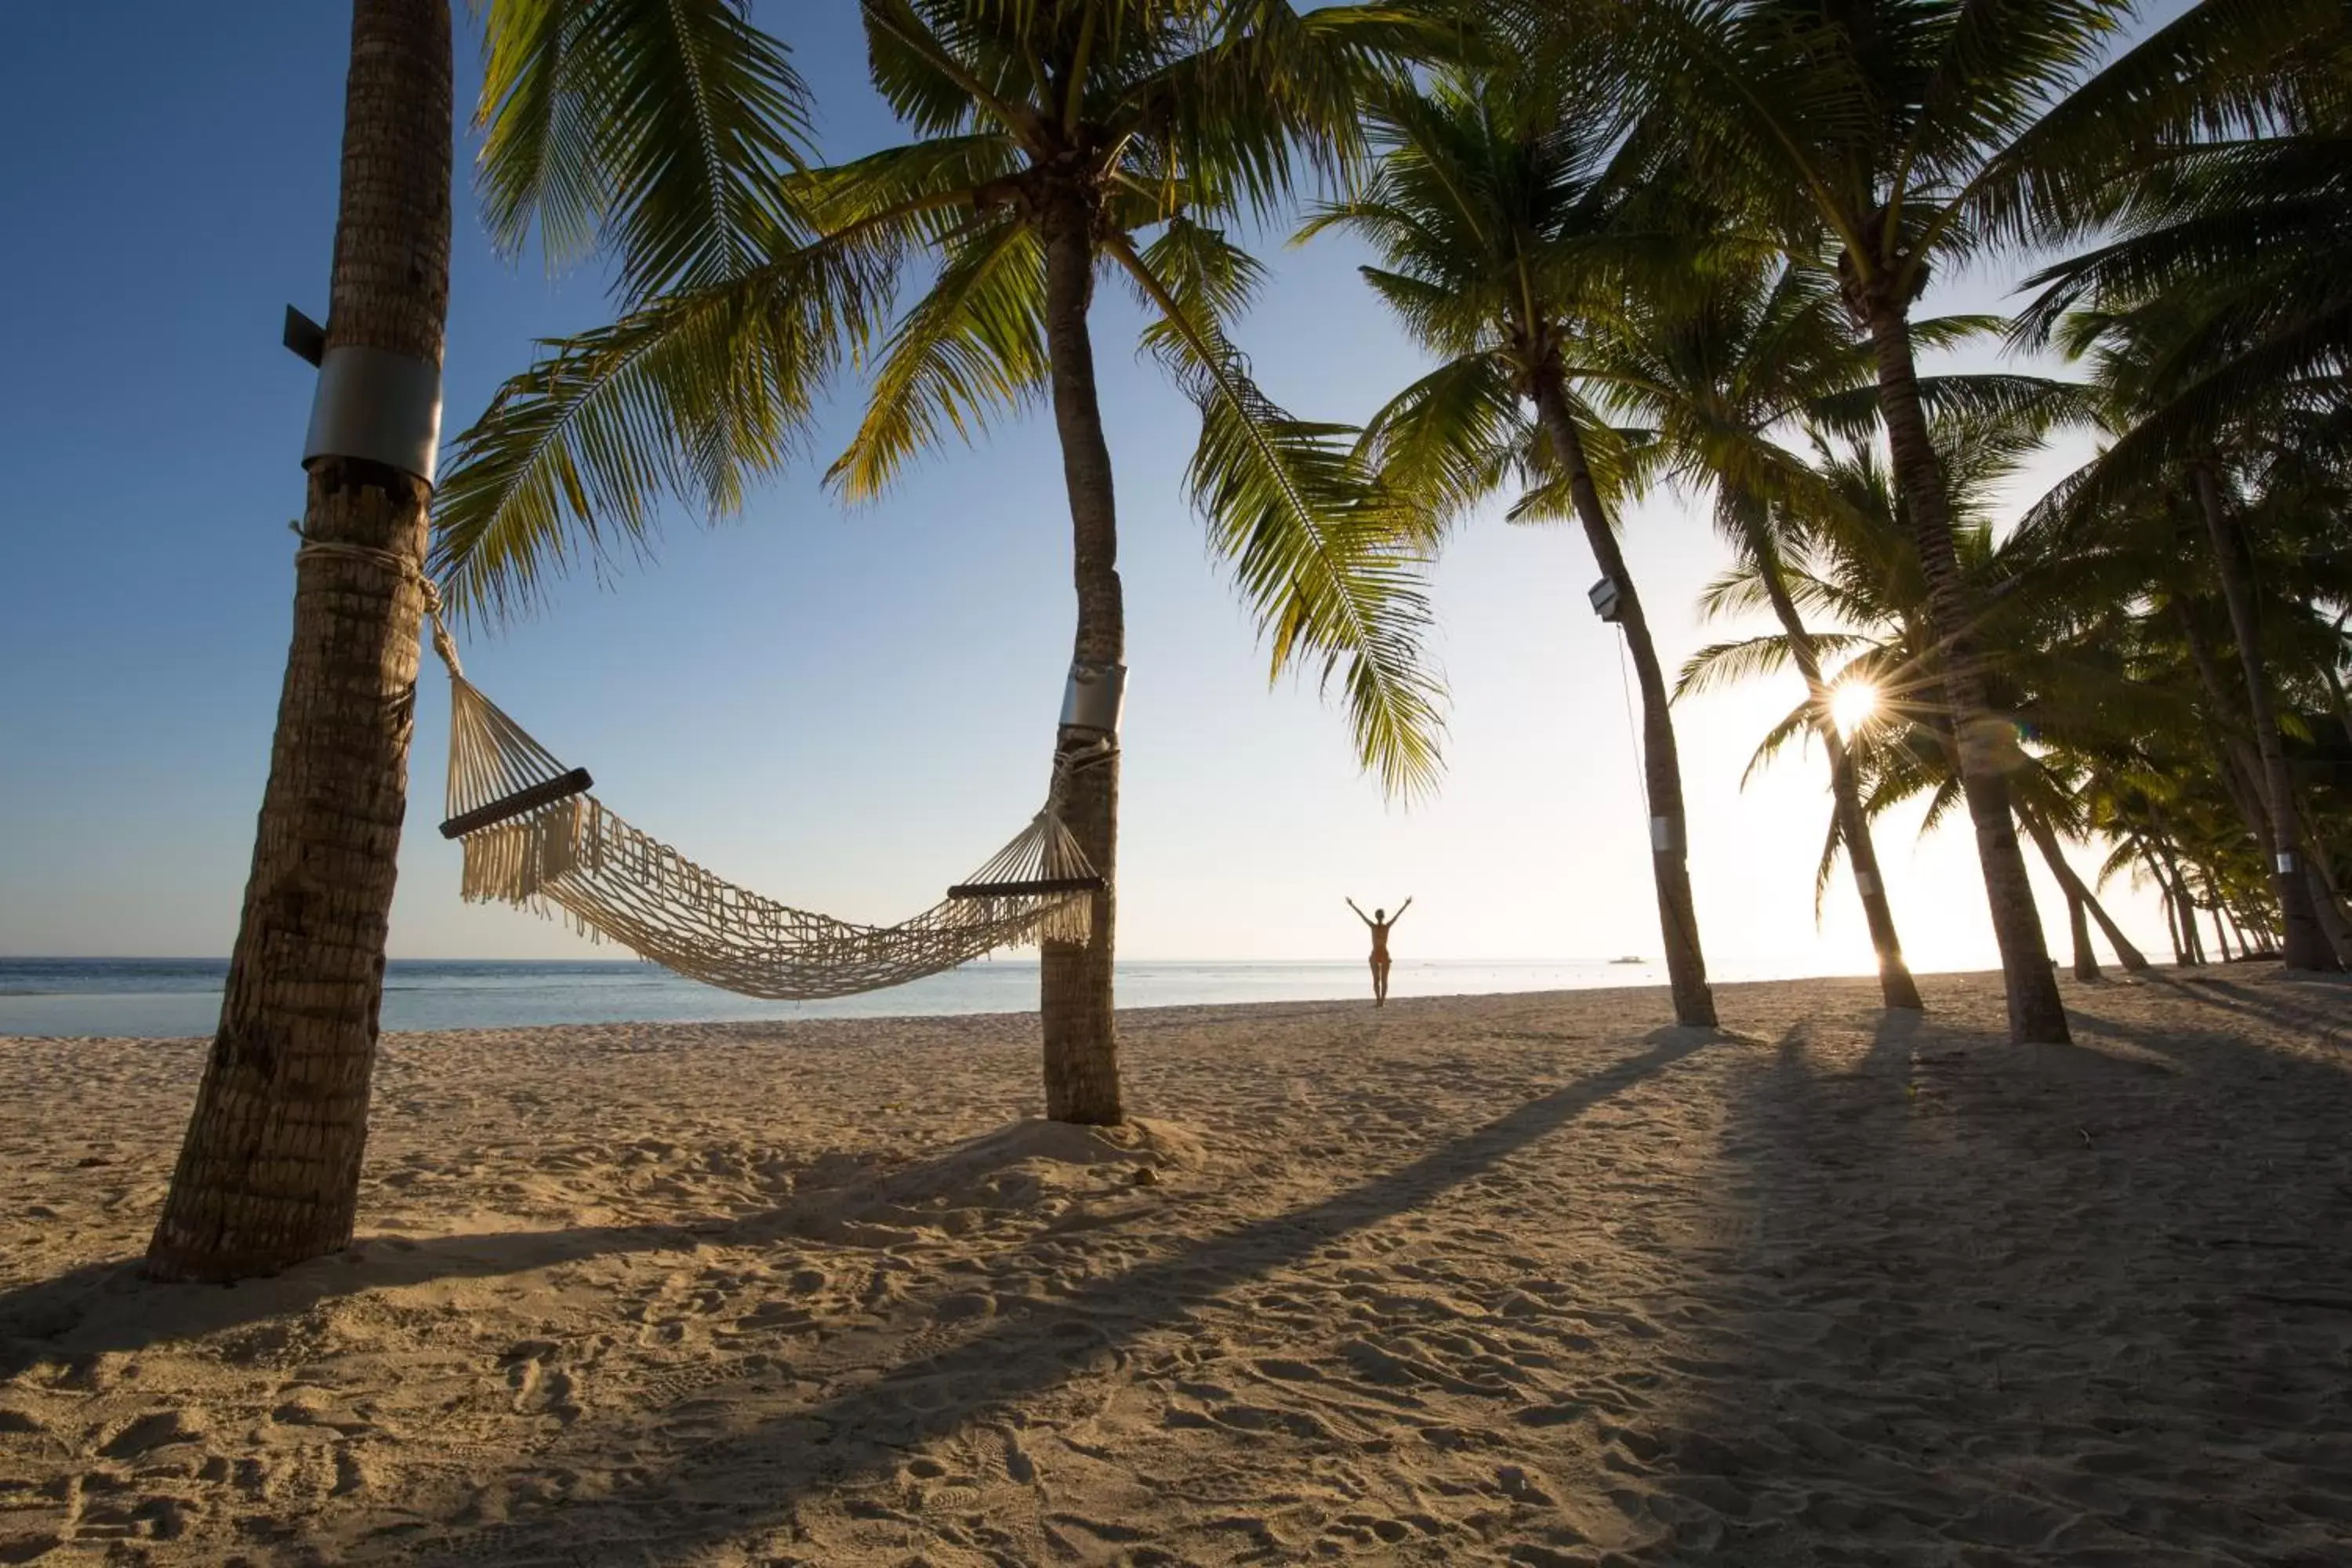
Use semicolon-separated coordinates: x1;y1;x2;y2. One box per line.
0;2;2190;971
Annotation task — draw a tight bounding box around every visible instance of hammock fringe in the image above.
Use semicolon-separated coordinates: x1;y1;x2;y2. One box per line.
442;671;1099;1000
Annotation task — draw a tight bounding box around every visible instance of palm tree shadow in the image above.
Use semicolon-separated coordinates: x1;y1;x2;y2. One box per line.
0;1219;745;1382
0;1135;1106;1377
1863;1004;1925;1075
2144;969;2352;1036
0;1031;1718;1399
377;1027;1721;1564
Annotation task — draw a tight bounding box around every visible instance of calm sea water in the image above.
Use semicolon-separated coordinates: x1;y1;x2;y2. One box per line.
0;956;1688;1038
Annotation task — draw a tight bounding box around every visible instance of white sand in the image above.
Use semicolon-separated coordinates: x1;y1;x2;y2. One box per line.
4;969;2351;1566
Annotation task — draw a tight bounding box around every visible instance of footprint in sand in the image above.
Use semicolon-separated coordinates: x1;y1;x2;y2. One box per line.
499;1342;583;1423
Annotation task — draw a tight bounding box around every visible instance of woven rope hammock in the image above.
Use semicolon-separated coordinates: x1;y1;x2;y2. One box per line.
423;615;1105;1001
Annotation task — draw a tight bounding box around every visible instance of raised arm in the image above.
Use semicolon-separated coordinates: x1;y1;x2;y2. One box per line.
1392;897;1414;922
1345;897;1371;926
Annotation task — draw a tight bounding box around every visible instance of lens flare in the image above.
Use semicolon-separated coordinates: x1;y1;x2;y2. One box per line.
1830;680;1879;738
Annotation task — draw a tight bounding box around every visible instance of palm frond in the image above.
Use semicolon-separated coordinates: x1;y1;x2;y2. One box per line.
1354;352;1526;531
1112;230;1448;798
827;215;1048;499
1679;630;1868;701
477;0;815;299
433;241;891;622
1742;695;1820;787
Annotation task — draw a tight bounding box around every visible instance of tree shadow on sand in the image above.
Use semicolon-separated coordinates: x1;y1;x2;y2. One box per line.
327;1025;1718;1563
1;1029;1716;1406
2142;967;2352;1040
1;1221;706;1381
1612;986;2352;1563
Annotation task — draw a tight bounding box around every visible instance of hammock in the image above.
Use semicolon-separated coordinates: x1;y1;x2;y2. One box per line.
426;619;1103;1001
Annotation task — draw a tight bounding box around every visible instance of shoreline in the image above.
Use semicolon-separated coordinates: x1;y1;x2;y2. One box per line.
0;958;1904;1040
26;953;2325;1043
5;969;2350;1563
1;957;2329;1044
5;973;1842;1042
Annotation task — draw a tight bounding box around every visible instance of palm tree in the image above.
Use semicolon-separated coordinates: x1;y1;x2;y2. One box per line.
2037;463;2352;967
1310;67;1719;1027
2012;0;2348;490
2020;279;2350;969
1611;0;2240;1044
1684;401;2170;979
146;0;819;1283
1592;246;2086;1009
2020;73;2352;971
145;0;456;1282
1580;259;1991;1011
432;1;1446;1123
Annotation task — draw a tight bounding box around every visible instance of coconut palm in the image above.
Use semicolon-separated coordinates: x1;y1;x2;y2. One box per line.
1306;66;1719;1026
2020;91;2352;970
2012;0;2348;488
2024;292;2349;968
1582;235;2095;1007
431;1;1447;1123
144;0;822;1284
144;0;458;1283
1599;0;2258;1042
1580;258;2071;1011
1684;401;2169;977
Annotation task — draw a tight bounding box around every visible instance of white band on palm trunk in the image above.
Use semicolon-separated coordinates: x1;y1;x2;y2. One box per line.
1061;662;1127;735
302;344;443;485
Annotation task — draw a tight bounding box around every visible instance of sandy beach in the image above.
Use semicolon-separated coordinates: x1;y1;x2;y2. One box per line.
3;969;2350;1565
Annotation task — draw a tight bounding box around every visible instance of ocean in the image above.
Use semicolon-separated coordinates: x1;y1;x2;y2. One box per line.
0;956;1688;1038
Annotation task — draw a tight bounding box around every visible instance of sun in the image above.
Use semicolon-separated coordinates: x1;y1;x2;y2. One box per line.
1829;680;1880;738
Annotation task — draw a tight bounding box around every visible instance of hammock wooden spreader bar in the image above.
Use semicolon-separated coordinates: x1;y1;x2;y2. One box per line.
438;767;593;839
433;630;1100;1001
946;875;1104;898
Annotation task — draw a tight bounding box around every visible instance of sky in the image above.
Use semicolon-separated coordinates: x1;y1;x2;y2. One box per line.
0;2;2196;974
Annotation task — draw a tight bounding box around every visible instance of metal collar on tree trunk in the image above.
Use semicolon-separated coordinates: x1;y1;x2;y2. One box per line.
285;308;442;485
1060;662;1127;735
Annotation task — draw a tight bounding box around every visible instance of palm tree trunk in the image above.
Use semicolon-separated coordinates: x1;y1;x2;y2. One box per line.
2156;848;2201;964
2020;811;2148;974
2154;846;2201;968
2227;906;2256;956
147;0;451;1283
2143;817;2203;965
1529;371;1715;1028
1746;526;1922;1009
2061;884;2099;980
1861;305;2067;1044
2193;465;2339;971
2173;597;2281;847
2211;900;2233;962
2303;860;2352;964
1036;195;1124;1125
2178;880;2205;964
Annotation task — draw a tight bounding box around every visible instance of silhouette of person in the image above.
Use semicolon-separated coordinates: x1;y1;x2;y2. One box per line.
1346;896;1412;1006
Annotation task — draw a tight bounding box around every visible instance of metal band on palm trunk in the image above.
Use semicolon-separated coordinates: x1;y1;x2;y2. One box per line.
1060;662;1127;735
301;344;443;485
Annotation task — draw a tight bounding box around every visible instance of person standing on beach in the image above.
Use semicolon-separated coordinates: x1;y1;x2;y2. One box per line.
1347;897;1412;1007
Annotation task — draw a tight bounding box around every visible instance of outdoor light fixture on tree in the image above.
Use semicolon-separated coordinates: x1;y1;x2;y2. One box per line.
1589;576;1624;622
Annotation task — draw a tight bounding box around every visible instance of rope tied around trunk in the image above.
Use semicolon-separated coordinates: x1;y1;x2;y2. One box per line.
288;521;464;677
